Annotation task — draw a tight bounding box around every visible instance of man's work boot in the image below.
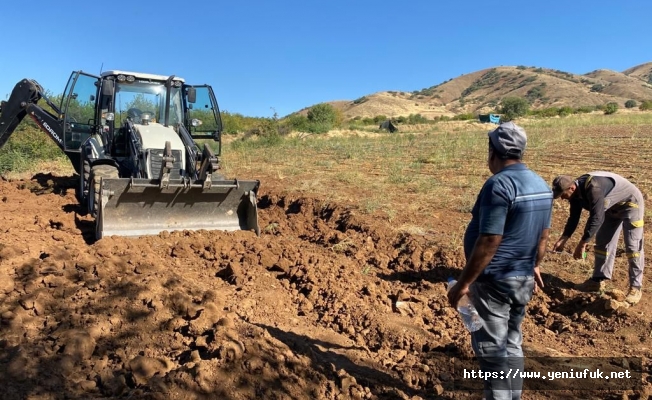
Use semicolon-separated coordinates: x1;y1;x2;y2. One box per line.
625;287;642;305
575;278;605;293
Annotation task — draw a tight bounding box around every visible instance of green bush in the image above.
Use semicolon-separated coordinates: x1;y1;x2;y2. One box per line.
499;97;530;121
590;84;605;92
452;113;475;121
307;103;336;124
528;108;558;118
639;100;652;111
574;105;596;114
525;84;546;103
0;125;65;173
604;102;618;115
625;100;637;109
373;115;387;124
306;103;339;132
407;114;429;124
284;114;310;132
558;106;574;117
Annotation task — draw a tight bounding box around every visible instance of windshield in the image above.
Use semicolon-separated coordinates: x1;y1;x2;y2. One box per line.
114;81;183;126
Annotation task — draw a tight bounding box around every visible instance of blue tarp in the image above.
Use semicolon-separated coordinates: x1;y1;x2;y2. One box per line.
478;114;501;124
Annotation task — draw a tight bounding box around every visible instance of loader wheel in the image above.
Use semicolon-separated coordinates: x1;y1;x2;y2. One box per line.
76;159;91;215
88;165;119;218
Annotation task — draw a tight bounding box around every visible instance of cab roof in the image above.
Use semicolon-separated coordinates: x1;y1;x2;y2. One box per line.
101;70;185;83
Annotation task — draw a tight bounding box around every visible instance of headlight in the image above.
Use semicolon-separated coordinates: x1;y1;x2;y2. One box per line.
117;75;126;82
191;119;203;127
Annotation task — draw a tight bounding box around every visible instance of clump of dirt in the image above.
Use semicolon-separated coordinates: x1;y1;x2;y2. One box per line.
0;174;650;400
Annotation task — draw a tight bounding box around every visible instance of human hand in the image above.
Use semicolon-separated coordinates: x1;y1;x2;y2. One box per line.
533;266;544;293
447;281;470;309
552;237;568;253
573;242;587;260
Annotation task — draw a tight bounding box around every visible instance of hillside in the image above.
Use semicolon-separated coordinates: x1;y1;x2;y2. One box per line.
300;62;652;120
623;62;652;82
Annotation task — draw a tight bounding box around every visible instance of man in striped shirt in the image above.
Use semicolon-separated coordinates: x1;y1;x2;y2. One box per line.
448;122;553;400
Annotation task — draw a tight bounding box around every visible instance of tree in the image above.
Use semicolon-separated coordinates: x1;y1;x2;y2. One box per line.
306;103;338;133
604;102;618;115
625;100;637;108
307;103;336;124
499;97;530;121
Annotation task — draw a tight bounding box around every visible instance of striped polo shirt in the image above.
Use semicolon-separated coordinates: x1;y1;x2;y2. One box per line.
463;163;553;281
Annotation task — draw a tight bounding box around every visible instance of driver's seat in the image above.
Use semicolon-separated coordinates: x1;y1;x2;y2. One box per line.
127;108;142;124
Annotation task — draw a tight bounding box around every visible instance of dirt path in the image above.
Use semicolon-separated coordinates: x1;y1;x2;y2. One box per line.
0;174;650;399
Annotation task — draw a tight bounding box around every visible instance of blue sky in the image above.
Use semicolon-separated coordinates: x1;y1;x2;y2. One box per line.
0;1;649;118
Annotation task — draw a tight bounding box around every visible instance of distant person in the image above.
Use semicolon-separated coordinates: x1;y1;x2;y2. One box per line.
551;172;645;304
447;122;552;400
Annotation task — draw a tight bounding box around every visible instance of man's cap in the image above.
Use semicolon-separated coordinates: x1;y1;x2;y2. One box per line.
488;122;527;159
552;175;574;198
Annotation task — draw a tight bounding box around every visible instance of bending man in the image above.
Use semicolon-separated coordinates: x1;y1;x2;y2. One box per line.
551;172;645;304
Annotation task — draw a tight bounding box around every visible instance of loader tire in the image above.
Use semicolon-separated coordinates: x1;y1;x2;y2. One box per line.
89;165;119;218
76;159;92;215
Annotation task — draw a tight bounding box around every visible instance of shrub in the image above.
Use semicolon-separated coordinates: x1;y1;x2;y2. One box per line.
558;106;574;117
373;115;387;124
407;114;429;124
525;84;546;103
284;114;310;132
452;113;475;121
0;125;65;173
574;105;596;114
639;100;652;111
307;103;336;124
625;100;637;108
604;102;618;115
499;97;530;121
528;108;559;118
590;84;605;92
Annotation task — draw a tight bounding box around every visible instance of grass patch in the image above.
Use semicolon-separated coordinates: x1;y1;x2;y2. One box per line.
0;126;68;175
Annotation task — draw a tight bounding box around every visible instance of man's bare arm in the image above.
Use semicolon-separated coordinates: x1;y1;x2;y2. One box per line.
536;229;550;268
458;234;503;286
447;234;502;308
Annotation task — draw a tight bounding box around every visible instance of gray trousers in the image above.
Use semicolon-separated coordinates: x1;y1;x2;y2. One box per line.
470;276;535;400
593;196;645;288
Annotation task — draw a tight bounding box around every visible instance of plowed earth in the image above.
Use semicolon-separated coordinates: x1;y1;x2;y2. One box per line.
0;173;651;400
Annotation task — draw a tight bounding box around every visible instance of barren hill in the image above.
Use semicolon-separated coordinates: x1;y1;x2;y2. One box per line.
623;62;652;82
299;62;652;120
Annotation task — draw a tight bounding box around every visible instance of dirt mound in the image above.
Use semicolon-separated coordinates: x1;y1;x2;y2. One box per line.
0;174;650;399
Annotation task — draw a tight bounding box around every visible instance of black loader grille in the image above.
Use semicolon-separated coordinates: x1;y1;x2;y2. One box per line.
147;149;183;179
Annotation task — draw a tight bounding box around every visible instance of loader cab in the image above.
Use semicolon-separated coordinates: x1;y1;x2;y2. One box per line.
60;71;101;152
99;71;186;156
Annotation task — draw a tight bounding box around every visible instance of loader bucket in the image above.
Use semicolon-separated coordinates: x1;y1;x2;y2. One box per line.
95;178;260;239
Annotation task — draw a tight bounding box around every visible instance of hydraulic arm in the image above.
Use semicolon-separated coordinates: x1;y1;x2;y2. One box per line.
0;79;66;151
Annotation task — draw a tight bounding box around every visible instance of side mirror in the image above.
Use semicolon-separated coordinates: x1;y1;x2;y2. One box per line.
102;80;114;97
187;87;196;104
